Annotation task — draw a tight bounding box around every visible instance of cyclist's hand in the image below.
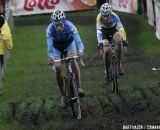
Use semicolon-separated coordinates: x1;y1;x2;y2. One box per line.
78;51;85;67
48;56;54;65
78;51;84;59
97;42;103;49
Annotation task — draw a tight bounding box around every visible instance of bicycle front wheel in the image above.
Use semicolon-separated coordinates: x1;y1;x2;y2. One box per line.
69;80;81;119
111;57;119;94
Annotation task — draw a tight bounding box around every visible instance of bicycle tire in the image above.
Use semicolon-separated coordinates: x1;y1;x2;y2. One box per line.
66;79;81;119
111;57;119;94
65;79;76;118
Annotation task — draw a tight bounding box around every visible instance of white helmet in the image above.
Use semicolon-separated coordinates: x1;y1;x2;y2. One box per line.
100;3;112;16
51;10;66;24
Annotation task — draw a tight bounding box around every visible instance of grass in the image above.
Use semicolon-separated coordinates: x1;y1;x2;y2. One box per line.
0;10;160;130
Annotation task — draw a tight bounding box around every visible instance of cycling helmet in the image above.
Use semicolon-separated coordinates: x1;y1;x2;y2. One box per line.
51;10;66;25
100;3;112;16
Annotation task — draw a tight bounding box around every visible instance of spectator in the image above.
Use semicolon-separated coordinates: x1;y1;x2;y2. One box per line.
0;15;13;95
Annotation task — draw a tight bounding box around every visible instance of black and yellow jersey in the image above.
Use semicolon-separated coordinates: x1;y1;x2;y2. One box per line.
96;12;126;43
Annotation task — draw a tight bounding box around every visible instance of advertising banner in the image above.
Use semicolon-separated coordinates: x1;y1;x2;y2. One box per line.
111;0;138;14
155;3;160;40
147;0;155;26
10;0;96;16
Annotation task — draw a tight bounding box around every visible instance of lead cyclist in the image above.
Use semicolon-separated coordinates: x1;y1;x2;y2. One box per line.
46;10;85;108
96;2;128;81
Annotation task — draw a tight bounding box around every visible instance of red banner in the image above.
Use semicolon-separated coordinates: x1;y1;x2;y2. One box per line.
10;0;96;16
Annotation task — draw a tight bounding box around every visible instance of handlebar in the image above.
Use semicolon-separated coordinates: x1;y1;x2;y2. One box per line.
53;55;85;67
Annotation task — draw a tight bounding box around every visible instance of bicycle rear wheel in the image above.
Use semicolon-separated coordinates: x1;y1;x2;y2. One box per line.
111;57;119;94
68;79;81;119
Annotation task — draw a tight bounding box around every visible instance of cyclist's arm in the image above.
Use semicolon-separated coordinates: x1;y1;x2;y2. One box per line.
112;12;123;29
73;32;84;53
112;13;127;41
68;21;84;53
46;26;54;58
96;24;102;44
119;27;127;41
96;14;102;44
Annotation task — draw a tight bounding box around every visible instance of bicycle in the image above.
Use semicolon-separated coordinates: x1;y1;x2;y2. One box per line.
104;43;119;94
52;55;85;119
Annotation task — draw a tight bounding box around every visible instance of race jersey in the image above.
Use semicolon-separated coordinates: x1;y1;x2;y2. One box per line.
96;12;123;30
96;12;126;43
46;20;84;57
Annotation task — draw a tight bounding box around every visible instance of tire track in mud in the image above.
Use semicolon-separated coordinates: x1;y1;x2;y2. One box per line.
133;87;151;109
105;95;120;113
80;99;97;120
149;87;160;97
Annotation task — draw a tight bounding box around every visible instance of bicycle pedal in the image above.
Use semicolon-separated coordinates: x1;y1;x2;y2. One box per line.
70;97;77;103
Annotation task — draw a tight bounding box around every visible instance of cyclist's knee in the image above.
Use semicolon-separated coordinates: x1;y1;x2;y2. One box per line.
114;32;122;43
102;39;110;52
67;52;78;65
115;38;122;46
102;39;109;46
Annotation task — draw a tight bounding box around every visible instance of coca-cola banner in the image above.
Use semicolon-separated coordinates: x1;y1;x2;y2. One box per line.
147;0;155;26
10;0;96;16
155;4;160;40
111;0;138;14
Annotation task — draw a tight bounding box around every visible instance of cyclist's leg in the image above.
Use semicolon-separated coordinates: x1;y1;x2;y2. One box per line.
102;39;111;80
52;47;65;107
67;41;85;97
113;31;124;74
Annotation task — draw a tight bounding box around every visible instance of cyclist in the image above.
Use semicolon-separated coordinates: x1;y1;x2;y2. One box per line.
96;2;127;81
46;10;85;108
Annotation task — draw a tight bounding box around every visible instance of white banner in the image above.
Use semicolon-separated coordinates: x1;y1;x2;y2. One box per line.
155;4;160;40
10;0;96;16
111;0;138;14
147;0;155;26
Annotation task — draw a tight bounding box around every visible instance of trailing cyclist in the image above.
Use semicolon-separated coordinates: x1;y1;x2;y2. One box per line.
96;2;128;81
46;10;85;108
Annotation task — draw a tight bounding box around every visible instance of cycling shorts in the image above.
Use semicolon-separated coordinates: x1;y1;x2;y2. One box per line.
102;24;118;42
53;39;76;59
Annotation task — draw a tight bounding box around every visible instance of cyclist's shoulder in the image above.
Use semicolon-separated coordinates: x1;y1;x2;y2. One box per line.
65;20;76;28
111;12;121;20
47;22;53;30
65;20;78;33
46;23;54;36
96;13;101;23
